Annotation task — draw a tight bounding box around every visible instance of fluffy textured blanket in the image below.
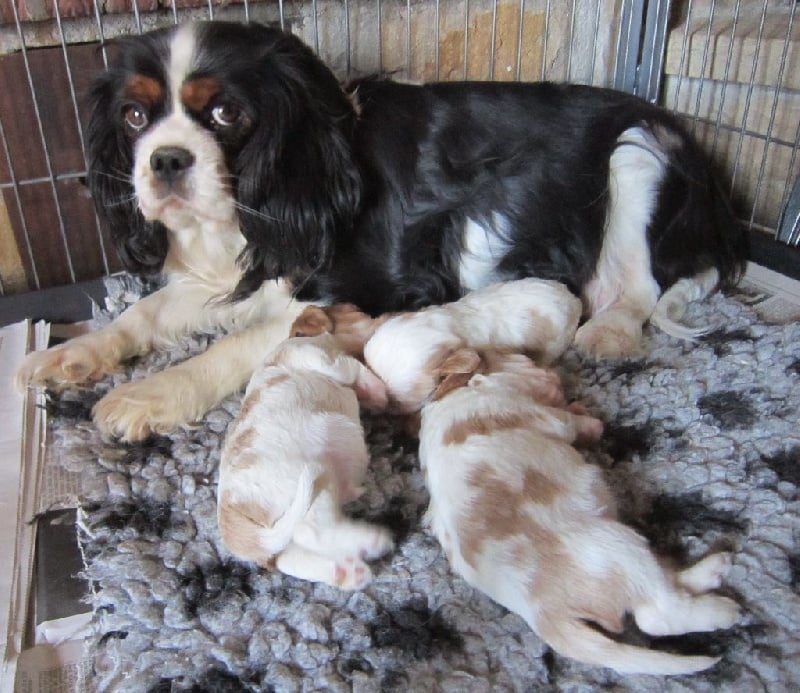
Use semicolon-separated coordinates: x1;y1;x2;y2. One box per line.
47;275;799;692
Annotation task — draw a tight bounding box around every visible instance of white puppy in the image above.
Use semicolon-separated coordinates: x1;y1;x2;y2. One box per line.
217;333;393;589
363;278;582;413
418;351;741;676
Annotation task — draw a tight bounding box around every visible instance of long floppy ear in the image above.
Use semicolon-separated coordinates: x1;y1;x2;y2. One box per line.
85;68;168;275
431;348;482;401
290;306;334;338
231;28;361;298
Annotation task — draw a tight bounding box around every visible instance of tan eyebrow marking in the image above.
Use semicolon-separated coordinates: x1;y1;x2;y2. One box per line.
180;77;221;112
125;75;163;107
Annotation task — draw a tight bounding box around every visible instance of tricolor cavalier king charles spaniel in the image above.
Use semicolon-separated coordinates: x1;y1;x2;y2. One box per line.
17;20;747;441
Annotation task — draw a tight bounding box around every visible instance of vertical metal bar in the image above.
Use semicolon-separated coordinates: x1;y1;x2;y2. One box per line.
131;0;143;33
748;5;796;230
463;0;470;80
9;2;76;283
0;115;40;290
344;0;352;77
312;0;320;54
207;0;215;21
278;0;285;30
407;0;412;78
90;0;108;68
541;0;551;80
688;0;717;133
589;0;603;86
54;0;110;275
708;0;742;158
435;0;441;80
566;0;577;82
613;0;645;95
377;0;383;75
489;0;498;81
637;0;672;103
243;0;250;23
728;0;770;199
515;0;526;81
669;0;694;112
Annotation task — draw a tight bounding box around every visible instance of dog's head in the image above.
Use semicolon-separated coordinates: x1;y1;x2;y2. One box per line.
290;304;393;359
86;21;360;290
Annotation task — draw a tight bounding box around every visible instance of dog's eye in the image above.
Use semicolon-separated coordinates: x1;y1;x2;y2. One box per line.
124;105;149;132
210;103;240;128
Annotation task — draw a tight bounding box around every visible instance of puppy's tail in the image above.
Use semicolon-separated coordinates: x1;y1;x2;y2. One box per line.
650;267;720;340
257;466;316;556
539;616;720;676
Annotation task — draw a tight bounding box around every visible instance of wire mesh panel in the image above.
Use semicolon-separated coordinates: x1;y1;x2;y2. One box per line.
0;0;798;296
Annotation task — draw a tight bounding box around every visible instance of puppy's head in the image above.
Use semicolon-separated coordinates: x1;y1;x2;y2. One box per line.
86;21;360;291
269;333;387;411
291;304;390;359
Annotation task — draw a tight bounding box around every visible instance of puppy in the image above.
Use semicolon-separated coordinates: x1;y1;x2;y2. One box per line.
417;352;740;675
217;333;393;589
363;278;582;413
16;20;747;441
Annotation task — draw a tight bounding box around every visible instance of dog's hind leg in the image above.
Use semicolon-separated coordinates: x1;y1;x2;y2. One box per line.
575;127;665;359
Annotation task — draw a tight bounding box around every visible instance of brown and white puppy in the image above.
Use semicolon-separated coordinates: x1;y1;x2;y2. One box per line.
217;333;392;589
362;278;582;413
417;352;741;675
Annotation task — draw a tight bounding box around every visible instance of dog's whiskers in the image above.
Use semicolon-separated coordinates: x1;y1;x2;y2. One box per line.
233;201;283;223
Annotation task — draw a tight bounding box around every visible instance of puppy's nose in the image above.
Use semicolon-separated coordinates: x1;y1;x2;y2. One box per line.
150;146;195;183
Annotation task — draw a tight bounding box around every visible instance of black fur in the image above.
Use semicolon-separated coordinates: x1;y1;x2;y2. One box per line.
85;21;748;314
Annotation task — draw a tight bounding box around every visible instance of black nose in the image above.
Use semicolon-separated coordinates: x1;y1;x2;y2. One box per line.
150;146;195;183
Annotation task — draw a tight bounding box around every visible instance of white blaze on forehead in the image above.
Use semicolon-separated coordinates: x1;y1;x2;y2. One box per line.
168;23;197;108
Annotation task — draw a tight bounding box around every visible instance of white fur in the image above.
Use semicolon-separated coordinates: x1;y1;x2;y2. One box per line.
458;214;515;292
217;333;392;589
418;363;741;675
363;278;581;413
576;126;679;358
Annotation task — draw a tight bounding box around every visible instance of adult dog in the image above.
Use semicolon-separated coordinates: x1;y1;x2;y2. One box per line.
16;21;747;441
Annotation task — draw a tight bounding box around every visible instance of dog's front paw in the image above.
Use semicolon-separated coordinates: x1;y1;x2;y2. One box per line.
574;312;643;360
93;370;204;442
16;340;116;390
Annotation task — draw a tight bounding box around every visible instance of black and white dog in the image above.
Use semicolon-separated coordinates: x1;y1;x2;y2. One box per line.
16;21;747;441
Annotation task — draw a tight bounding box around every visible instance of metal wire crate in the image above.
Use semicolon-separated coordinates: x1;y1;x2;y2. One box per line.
0;0;797;296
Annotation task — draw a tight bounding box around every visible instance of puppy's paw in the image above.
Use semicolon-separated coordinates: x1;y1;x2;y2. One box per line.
16;340;116;390
678;552;733;594
93;369;206;442
358;526;394;561
574;313;643;360
334;556;373;590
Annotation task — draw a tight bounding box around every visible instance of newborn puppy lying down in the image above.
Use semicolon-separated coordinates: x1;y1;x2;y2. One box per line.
293;278;582;413
217;333;393;589
418;351;741;675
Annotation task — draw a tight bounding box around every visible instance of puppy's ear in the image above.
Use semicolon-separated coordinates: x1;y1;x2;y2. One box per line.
290;306;334;338
85;71;168;275
431;348;482;401
231;28;361;299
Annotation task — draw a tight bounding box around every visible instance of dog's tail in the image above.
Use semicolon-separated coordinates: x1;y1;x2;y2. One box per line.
650;267;720;340
256;466;316;556
539;615;720;676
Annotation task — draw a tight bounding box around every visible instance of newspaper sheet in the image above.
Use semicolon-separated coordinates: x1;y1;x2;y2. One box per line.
1;321;93;693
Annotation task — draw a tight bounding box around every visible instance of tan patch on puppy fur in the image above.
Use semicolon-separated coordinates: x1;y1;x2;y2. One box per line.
180;76;222;113
218;489;274;561
443;412;528;446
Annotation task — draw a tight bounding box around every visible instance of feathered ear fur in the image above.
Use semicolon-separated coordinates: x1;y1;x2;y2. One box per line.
85;64;168;276
230;28;362;299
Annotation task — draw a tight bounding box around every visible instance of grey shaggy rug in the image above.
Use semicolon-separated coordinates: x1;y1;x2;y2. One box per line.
46;275;800;692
